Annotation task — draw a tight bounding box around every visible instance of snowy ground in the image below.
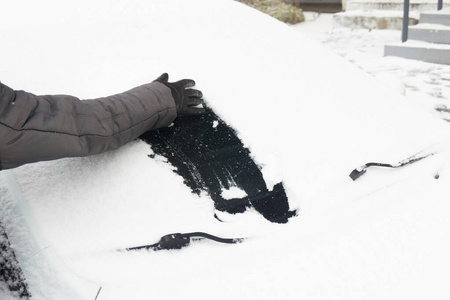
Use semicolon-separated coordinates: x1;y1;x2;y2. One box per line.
1;1;450;300
292;12;450;121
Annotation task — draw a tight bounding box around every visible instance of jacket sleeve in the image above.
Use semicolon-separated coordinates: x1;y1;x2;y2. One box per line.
0;81;177;170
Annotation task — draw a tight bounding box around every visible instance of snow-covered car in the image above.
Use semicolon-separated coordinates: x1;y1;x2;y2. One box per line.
1;0;450;299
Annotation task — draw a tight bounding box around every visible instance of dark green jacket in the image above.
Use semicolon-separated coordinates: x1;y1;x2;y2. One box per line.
0;81;177;170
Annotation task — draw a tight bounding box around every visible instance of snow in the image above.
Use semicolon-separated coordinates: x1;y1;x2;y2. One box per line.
432;7;450;14
352;0;444;2
220;186;248;199
0;283;19;300
394;39;450;49
1;1;450;300
336;10;418;17
414;23;450;30
293;12;450;120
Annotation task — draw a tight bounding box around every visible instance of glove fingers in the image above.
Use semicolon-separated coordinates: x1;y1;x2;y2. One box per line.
155;74;205;116
186;88;203;98
177;79;196;88
187;97;204;107
155;73;169;83
184;106;206;115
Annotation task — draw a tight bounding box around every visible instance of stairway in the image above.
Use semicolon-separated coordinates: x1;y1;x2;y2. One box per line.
384;8;450;64
333;0;449;30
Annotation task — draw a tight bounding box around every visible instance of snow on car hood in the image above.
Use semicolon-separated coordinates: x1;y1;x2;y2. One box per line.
1;0;450;299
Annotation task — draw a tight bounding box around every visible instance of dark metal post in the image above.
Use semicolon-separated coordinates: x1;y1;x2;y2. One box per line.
402;0;410;42
438;0;443;10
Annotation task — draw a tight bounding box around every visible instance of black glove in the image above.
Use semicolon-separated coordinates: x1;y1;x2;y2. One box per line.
155;73;205;116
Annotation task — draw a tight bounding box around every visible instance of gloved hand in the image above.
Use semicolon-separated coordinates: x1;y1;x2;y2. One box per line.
155;73;205;116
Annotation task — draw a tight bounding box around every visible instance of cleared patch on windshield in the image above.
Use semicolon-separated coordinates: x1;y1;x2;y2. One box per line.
140;105;296;223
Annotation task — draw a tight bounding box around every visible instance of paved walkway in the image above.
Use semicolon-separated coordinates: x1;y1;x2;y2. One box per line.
291;12;450;122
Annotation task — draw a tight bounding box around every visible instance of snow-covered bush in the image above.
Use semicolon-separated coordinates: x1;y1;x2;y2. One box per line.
236;0;305;24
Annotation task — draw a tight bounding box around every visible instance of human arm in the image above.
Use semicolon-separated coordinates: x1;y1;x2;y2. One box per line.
0;76;195;169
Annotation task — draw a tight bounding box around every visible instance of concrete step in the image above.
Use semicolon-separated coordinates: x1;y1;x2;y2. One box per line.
420;8;450;25
346;1;450;12
409;23;450;43
384;40;450;64
333;10;419;29
336;1;450;30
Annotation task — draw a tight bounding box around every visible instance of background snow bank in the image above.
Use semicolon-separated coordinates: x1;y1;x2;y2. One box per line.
1;0;450;299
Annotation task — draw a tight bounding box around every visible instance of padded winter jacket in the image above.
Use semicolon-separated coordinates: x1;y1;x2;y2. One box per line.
0;81;177;170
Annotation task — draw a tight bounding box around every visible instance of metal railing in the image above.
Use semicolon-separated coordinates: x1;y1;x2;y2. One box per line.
402;0;444;42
